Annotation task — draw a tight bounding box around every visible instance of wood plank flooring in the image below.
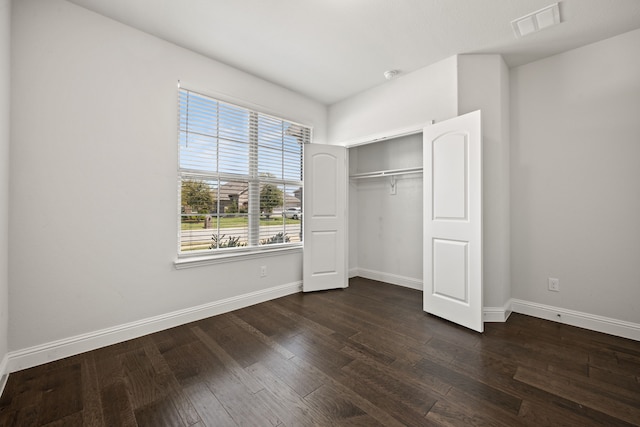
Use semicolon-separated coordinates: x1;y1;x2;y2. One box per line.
1;277;639;426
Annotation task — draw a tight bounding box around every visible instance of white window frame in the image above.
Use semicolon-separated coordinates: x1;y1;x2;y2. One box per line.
175;87;309;268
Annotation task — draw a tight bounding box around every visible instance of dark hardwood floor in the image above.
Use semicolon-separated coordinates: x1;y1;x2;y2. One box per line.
1;277;639;426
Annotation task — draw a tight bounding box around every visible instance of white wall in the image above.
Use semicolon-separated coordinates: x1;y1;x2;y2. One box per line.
510;28;640;323
0;0;10;374
328;56;459;145
9;0;327;352
457;55;511;310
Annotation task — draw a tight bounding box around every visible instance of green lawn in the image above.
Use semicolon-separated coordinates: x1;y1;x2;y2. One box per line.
181;216;300;230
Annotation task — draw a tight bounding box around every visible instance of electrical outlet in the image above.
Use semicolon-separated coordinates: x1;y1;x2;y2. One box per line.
548;277;560;292
260;265;267;277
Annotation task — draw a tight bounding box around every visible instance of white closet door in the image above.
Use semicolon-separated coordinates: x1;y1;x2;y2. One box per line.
423;110;483;332
303;144;348;292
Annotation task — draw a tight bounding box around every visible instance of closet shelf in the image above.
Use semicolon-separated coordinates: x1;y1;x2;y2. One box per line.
349;166;423;179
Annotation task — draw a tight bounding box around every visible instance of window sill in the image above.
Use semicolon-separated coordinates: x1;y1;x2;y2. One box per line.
174;245;303;270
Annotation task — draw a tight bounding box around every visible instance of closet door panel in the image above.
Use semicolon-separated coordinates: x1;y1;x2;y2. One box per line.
303;144;348;292
424;110;483;332
433;134;467;220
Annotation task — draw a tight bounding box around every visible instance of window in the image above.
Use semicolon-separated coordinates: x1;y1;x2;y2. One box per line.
178;88;310;256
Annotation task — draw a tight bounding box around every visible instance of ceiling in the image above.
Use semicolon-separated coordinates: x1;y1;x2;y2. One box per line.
67;0;640;105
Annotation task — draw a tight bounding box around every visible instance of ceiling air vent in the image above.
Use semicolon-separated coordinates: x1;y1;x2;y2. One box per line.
511;2;561;38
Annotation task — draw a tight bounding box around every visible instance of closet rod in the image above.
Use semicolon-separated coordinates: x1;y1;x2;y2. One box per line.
349;166;423;180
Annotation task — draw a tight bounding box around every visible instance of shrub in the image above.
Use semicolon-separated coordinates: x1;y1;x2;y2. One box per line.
260;232;290;245
210;234;247;249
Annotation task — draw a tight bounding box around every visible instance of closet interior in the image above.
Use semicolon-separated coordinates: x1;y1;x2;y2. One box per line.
348;132;425;290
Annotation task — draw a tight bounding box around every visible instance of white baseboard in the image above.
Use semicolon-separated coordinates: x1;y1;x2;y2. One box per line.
483;303;512;322
355;268;423;291
511;299;640;341
6;281;302;373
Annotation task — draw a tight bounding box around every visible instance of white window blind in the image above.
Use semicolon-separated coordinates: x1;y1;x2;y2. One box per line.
178;88;309;254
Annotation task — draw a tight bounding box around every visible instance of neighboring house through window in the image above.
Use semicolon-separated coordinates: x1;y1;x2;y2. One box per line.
178;88;309;256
